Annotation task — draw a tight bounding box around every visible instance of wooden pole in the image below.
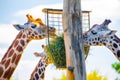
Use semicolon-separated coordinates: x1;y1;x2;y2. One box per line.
62;0;86;80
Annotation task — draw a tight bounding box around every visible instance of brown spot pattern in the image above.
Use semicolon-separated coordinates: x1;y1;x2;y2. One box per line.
14;40;19;47
22;34;26;38
7;67;14;79
20;40;25;46
17;32;22;39
8;49;14;57
41;72;44;79
16;45;23;52
12;54;17;63
35;73;39;79
32;34;35;36
1;59;6;64
15;54;22;65
38;69;41;74
3;67;11;78
5;59;10;69
39;35;42;38
117;50;120;57
34;31;38;35
0;66;4;77
29;31;31;35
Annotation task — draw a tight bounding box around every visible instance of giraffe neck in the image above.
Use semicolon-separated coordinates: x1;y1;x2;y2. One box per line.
30;56;49;80
102;35;120;61
0;30;30;79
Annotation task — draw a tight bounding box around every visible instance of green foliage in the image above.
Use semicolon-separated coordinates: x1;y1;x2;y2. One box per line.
46;35;66;68
112;62;120;74
115;78;120;80
84;44;90;59
46;34;90;68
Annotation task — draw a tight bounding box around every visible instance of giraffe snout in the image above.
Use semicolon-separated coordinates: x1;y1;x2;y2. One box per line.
83;33;87;38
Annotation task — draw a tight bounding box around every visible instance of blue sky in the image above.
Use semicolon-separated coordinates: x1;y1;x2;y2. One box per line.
0;0;62;24
0;0;120;80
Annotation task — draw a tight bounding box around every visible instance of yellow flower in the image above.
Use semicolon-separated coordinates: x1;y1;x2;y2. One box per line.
87;71;107;80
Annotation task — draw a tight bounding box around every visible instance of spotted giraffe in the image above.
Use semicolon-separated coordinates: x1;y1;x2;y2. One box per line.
0;14;56;80
30;45;50;80
83;19;120;61
30;19;120;80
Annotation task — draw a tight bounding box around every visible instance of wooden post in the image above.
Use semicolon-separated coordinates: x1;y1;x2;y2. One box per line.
62;0;86;80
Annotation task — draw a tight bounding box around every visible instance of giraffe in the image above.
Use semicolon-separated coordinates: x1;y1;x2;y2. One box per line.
83;19;120;61
30;19;120;80
30;45;50;80
0;14;57;80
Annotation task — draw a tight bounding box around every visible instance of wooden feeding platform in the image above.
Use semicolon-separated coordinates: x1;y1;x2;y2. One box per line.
42;8;91;69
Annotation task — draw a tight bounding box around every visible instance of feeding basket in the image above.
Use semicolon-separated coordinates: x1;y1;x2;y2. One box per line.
45;34;90;68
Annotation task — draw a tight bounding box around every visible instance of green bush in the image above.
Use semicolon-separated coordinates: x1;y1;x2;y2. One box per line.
112;62;120;74
45;34;90;68
46;35;66;68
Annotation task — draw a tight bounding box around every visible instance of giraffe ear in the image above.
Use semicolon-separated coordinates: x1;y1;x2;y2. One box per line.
13;24;24;31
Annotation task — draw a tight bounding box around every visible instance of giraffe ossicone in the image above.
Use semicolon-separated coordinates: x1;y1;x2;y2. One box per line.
83;19;120;61
0;14;57;80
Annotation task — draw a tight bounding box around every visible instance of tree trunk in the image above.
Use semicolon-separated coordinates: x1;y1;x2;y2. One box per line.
62;0;86;80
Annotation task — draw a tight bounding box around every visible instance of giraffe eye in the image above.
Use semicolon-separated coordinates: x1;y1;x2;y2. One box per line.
31;25;36;28
91;30;97;35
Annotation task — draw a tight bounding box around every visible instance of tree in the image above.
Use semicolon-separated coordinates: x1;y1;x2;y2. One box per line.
63;0;86;80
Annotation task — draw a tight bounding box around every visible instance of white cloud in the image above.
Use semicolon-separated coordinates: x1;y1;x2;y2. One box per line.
12;60;39;80
14;3;63;22
0;48;7;60
86;46;119;79
82;0;120;25
13;0;120;28
0;24;18;44
12;60;65;80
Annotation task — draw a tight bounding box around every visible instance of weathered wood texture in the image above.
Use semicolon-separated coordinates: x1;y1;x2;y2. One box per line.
63;0;86;80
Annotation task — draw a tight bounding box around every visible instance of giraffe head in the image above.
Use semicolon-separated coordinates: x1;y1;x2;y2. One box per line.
83;19;117;46
30;45;50;80
34;45;47;57
13;14;57;40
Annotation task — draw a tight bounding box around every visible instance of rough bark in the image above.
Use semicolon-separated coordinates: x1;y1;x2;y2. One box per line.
63;0;86;80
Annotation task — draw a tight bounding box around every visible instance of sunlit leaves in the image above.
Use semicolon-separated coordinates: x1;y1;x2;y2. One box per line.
112;62;120;74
